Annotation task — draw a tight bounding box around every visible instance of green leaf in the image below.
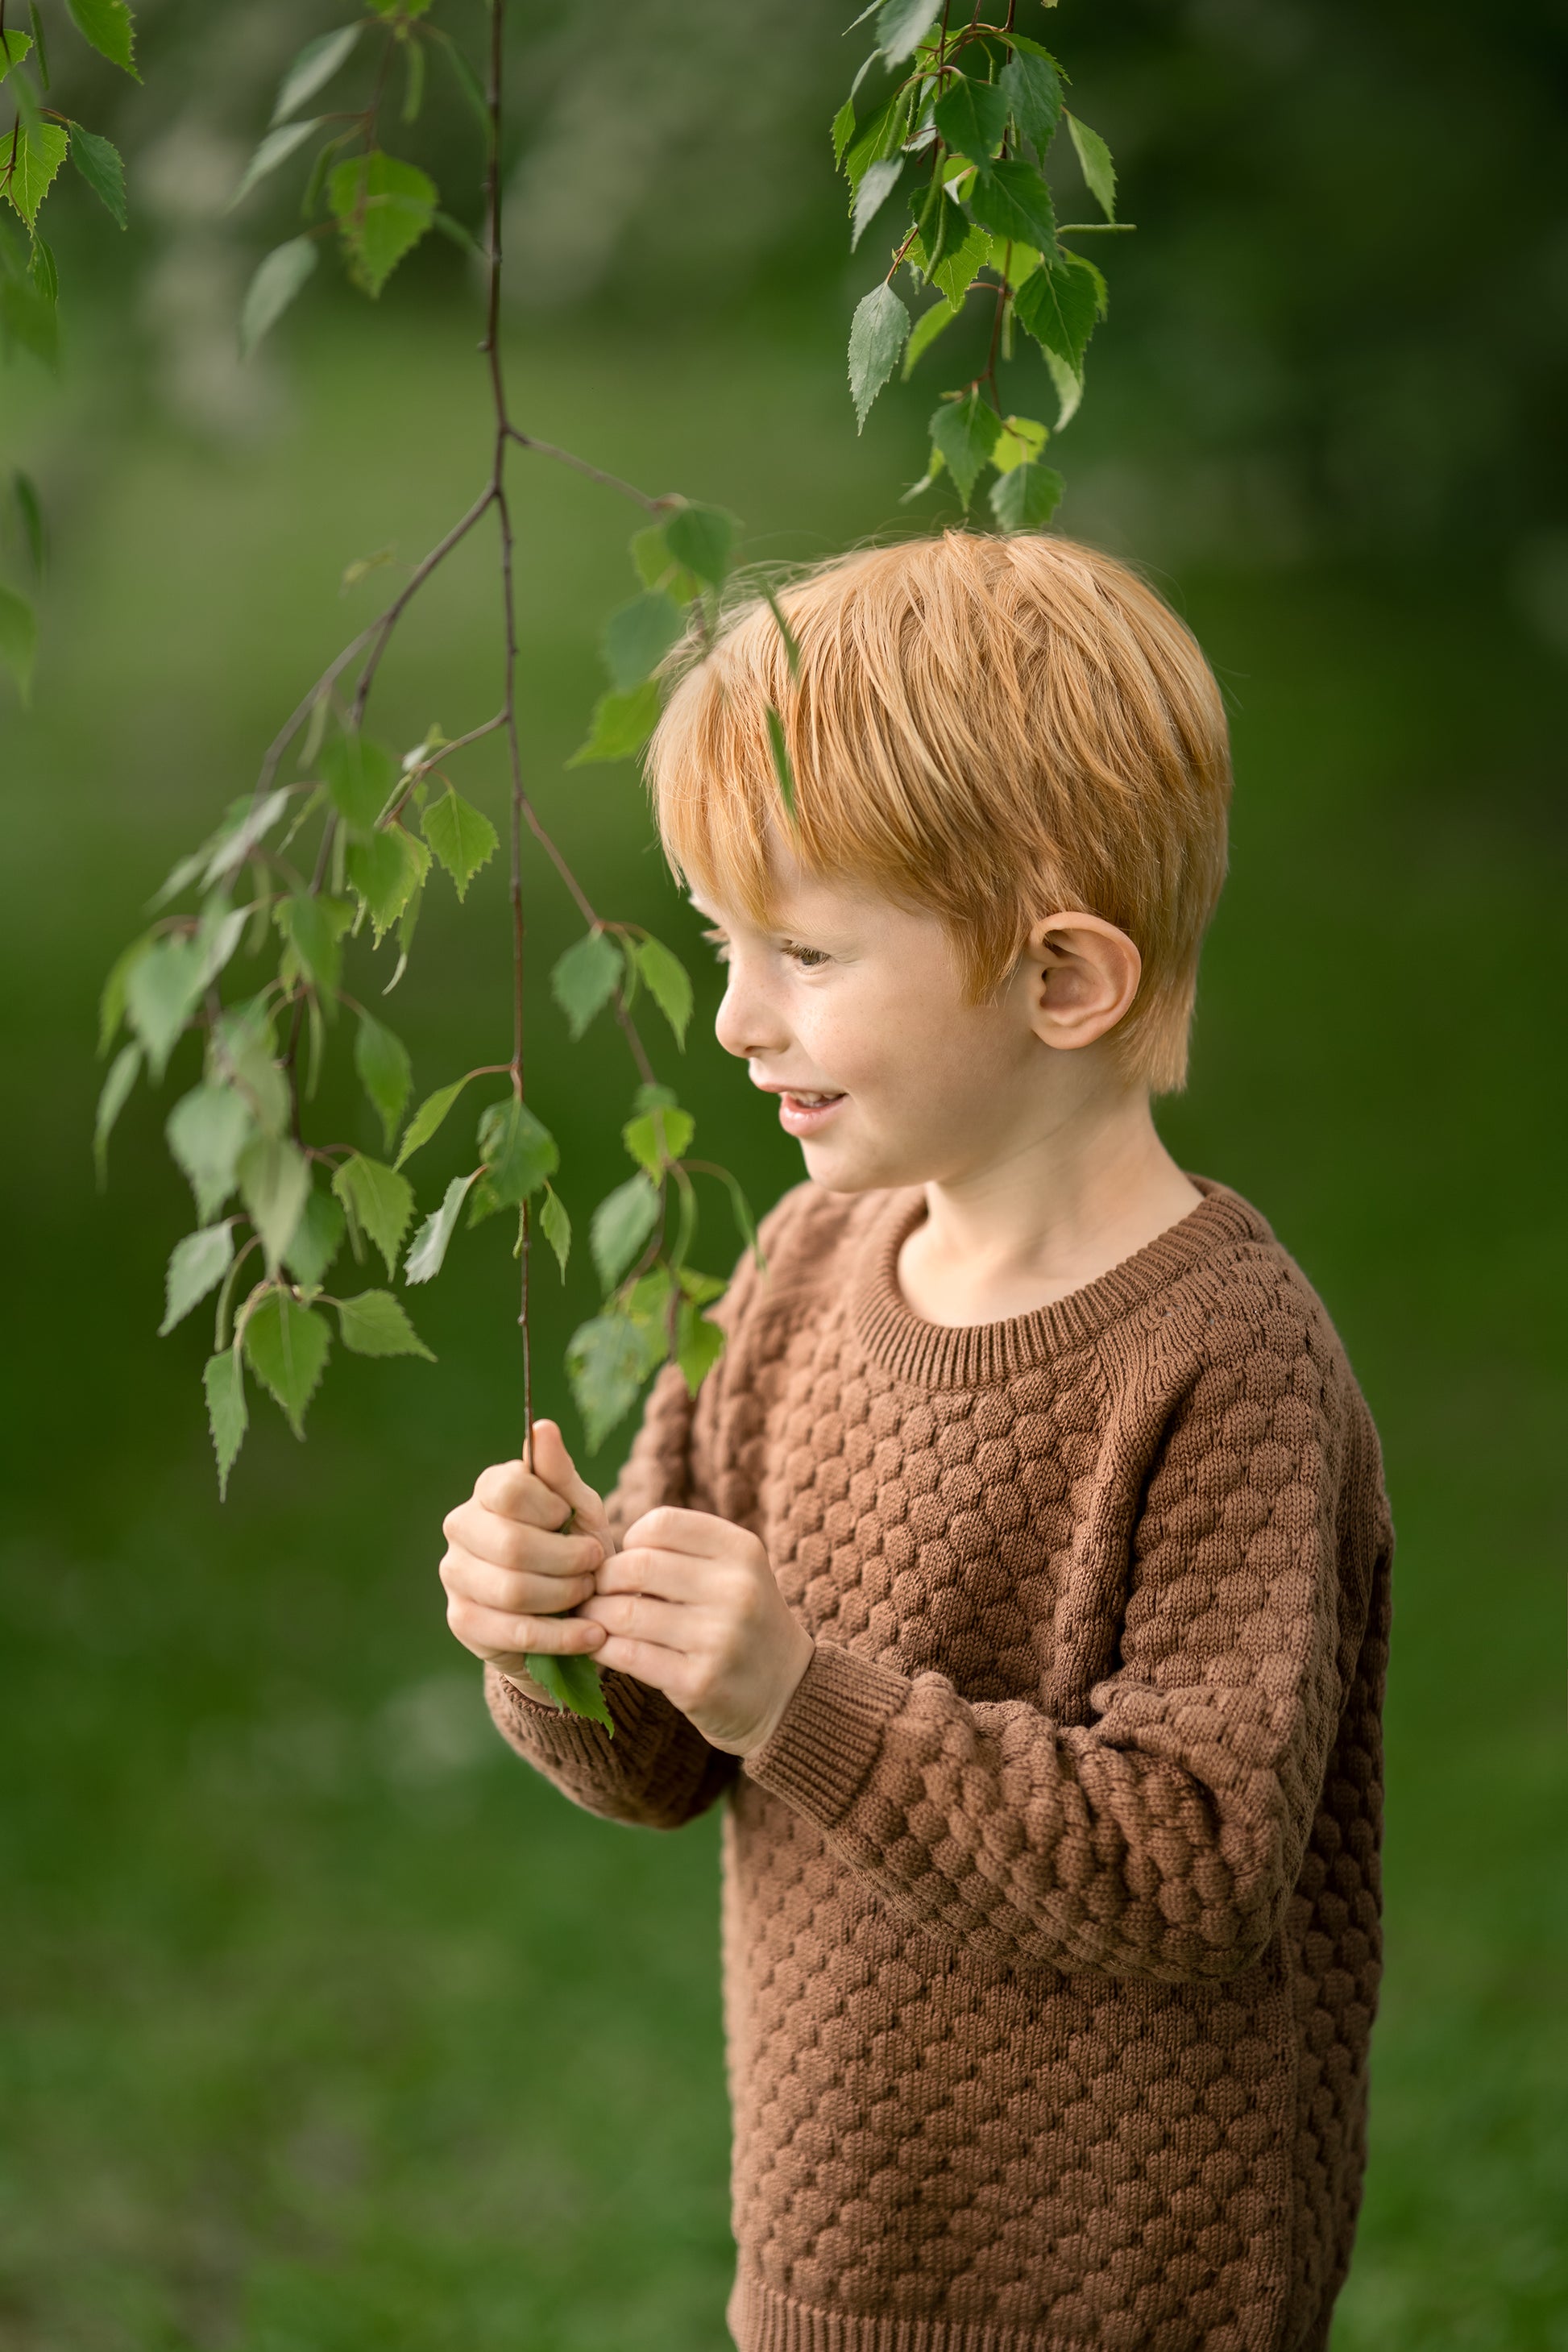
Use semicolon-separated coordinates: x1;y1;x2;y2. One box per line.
1043;347;1085;431
927;222;989;309
843;87;910;196
229;118;321;214
240;237;317;359
243;1290;330;1438
125;934;205;1080
591;1172;661;1293
327;150;436;297
160;1224;234;1337
623;1264;676;1375
203;1350;247;1500
346;826;429;943
395;1074;473;1168
353;1010;413;1149
273;23;361;125
906;177;969;284
831;95;856;166
566;680;660;767
1065;110;1117;222
336;1289;435;1360
167;1083;255;1221
522;1652;613;1732
628;524;701;604
877;0;941;63
989;459;1065;533
210;1002;289;1135
930;392;1002;508
331;1153;413;1279
277;891;353;1000
550;928;624;1042
663;503;736;589
1013;251;1105;373
720;1166;765;1271
400;30;425;122
237;1130;311;1272
629;935;692;1049
566;1313;649;1451
966;158;1056;254
285;1186;345;1292
622;1100;695;1178
0;29;33;80
850;155;903;251
848;282;909;431
64;0;135;76
990;413;1048;474
1001;49;1063;151
66;122;126;226
320;731;396;832
675;1296;725;1397
476;1097;558;1206
421;788;498;901
0;583;37;705
93;1041;140;1185
602;591;683;692
765;706;797;828
902;294;964;378
762;589;801;678
538;1180;571;1280
933;74;1007;167
404;1168;479;1283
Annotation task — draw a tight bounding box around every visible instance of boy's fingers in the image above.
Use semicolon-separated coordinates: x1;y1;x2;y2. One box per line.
450;1598;606;1659
592;1545;711;1604
473;1458;574;1529
445;1500;602;1578
444;1553;599;1618
528;1418;616;1551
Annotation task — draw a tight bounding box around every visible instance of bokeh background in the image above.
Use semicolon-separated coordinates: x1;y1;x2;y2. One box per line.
2;2;1565;2346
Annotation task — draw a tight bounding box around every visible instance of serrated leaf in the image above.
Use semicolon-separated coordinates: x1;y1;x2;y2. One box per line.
591;1172;661;1293
1043;347;1085;431
204;1350;247;1500
421;788;498;901
327;150;436;297
0;29;33;80
622;1101;695;1178
64;0;135;73
404;1168;479;1283
843;87;910;196
623;1265;676;1375
663;503;736;589
933;75;1007;167
1001;50;1063;151
522;1652;613;1731
991;413;1048;474
160;1224;234;1337
125;935;205;1080
240;237;317;359
336;1289;435;1361
346;825;429;943
331;1153;413;1278
93;1041;140;1185
550;928;624;1042
277;891;353;999
210;1003;289;1135
877;0;941;62
395;1074;473;1168
538;1180;570;1280
831;95;856;166
566;680;660;768
476;1097;558;1207
200;786;294;888
67;122;126;226
1013;251;1105;373
848;282;909;431
243;1290;330;1438
849;156;902;250
967;158;1056;253
989;459;1064;533
285;1187;345;1292
237;1130;310;1272
931;392;1002;508
927;223;989;309
1065;110;1116;222
675;1296;725;1397
566;1313;649;1451
167;1083;255;1221
229;118;321;213
272;23;361;125
320;732;396;832
353;1010;413;1148
903;294;964;378
675;1264;727;1305
628;524;700;604
629;935;692;1049
601;591;683;693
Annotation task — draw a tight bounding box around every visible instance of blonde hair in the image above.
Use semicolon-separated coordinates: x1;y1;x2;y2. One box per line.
644;529;1232;1093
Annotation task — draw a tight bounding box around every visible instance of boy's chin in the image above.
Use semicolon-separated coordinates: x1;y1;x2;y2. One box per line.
797;1131;925;1195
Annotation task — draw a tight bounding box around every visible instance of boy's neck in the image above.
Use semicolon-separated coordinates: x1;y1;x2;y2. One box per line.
898;1070;1201;1329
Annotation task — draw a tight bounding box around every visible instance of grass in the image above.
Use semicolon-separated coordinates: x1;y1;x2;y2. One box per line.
0;301;1563;2350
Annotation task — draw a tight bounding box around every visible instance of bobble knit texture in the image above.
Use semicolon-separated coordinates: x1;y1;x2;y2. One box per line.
487;1177;1392;2352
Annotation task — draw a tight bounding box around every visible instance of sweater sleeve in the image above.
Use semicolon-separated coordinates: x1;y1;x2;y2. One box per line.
484;1358;741;1830
740;1322;1381;1981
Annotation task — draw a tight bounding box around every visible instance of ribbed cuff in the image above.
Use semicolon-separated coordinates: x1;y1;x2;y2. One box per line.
487;1661;648;1765
741;1641;909;1828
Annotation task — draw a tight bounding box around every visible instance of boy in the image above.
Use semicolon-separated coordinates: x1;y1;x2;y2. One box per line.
439;531;1392;2352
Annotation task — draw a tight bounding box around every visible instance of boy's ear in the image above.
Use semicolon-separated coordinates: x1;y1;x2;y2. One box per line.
1024;912;1142;1052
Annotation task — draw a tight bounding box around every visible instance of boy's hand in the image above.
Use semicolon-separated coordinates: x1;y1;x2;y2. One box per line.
439;1419;610;1695
577;1507;815;1757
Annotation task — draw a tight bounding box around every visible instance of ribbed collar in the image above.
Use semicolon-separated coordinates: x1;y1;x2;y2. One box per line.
849;1176;1271;1388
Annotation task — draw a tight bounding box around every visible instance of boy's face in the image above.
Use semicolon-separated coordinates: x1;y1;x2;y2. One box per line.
690;855;1074;1196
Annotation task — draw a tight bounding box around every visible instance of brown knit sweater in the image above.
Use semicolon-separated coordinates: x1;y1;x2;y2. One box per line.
486;1176;1393;2352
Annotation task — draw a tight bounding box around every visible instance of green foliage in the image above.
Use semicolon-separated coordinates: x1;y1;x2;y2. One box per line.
346;823;429;941
404;1169;479;1284
237;1130;310;1273
602;591;683;692
550;929;624;1041
931;391;1002;508
67;123;125;227
272;25;362;126
566;1313;648;1451
524;1652;614;1732
395;1074;474;1169
285;1187;346;1292
421;787;497;900
201;1350;247;1500
848;284;910;430
327;150;437;297
567;680;660;766
64;0;136;77
240;238;317;359
159;1225;235;1338
166;1083;254;1222
331;1152;413;1279
243;1288;330;1437
628;935;692;1049
476;1097;558;1207
1;121;64;232
591;1172;662;1293
538;1180;571;1279
321;731;396;830
93;1041;140;1185
335;1288;435;1359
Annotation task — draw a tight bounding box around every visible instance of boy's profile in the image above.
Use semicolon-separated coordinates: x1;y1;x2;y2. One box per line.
439;531;1392;2352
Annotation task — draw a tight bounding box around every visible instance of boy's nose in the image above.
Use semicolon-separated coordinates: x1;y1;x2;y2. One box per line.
713;970;791;1065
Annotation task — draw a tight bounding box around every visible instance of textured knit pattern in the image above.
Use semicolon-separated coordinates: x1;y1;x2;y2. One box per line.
486;1177;1392;2352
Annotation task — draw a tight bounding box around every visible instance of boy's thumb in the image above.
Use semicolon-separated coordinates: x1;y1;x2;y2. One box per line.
528;1417;613;1553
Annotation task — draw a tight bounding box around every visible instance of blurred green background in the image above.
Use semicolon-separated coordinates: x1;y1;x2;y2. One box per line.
2;2;1564;2347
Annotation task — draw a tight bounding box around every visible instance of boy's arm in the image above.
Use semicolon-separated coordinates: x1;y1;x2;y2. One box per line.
740;1313;1389;1981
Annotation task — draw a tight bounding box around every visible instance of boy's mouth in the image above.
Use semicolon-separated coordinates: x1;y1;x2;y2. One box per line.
778;1089;847;1136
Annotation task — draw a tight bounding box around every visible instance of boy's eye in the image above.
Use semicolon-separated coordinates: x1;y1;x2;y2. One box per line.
699;927;731;962
699;927;829;972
